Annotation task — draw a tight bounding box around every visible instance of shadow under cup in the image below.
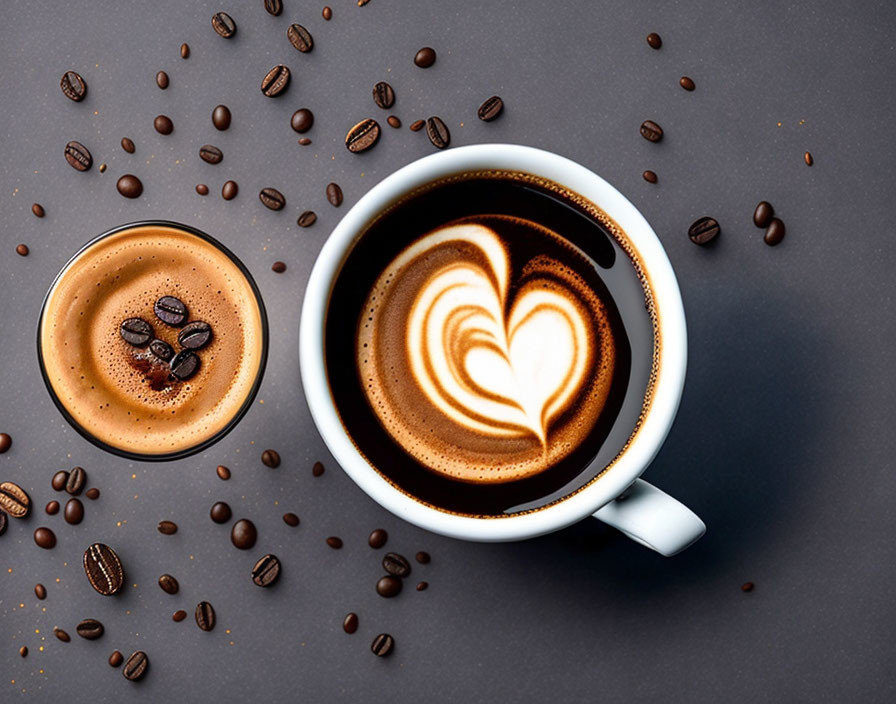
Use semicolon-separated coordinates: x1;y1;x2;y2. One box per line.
37;221;268;461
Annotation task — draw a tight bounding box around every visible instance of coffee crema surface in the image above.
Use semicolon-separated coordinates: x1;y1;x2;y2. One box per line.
40;224;265;457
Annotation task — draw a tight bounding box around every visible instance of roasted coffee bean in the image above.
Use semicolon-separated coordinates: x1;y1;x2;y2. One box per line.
297;210;317;227
382;552;411;578
312;461;324;477
216;465;231;480
640;120;663;142
158;574;179;594
259;187;286;210
376;575;402;598
178;321;213;350
298;137;312;146
426;116;450;149
60;70;88;101
32;203;45;217
0;511;7;536
117;174;143;199
169;348;200;379
154;296;187;326
0;432;11;453
373;81;395;109
252;553;281;587
261;65;291;97
66;466;86;495
64;141;92;171
157;520;178;535
34;527;57;549
210;502;232;524
180;43;190;59
35;583;47;599
764;218;786;246
753;201;774;228
46;500;60;515
222;180;239;200
19;646;28;657
172;609;187;622
679;76;695;91
64;498;84;525
416;581;428;591
154;115;174;135
120;318;153;346
156;71;169;89
345;118;380;153
283;512;300;526
261;449;280;468
86;488;100;500
647;32;662;49
368;528;388;549
211;11;236;38
196;184;209;195
76;618;104;640
643;170;658;183
414;47;436;68
109;650;124;667
123;651;149;681
371;633;394;656
804;151;813;166
343;612;358;634
323;6;332;20
231;518;257;549
415;551;430;564
287;24;313;52
0;482;30;518
15;243;29;256
264;0;282;16
149;339;174;362
210;106;231;133
272;261;287;273
477;95;504;121
741;581;755;592
387;115;401;128
291;108;313;133
326;536;343;549
199;144;223;164
54;627;71;642
326;182;343;206
688;216;721;245
195;601;216;631
409;119;425;132
52;470;69;491
121;137;136;153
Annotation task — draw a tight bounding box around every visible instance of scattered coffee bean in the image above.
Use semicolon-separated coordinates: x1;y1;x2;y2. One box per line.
0;482;30;518
382;552;411;578
34;527;56;549
477;95;504;121
415;551;430;564
0;511;6;535
764;218;786;246
120;318;153;346
172;610;187;622
643;170;658;184
54;627;71;642
208;106;231;133
345;118;381;153
60;70;88;102
121;137;135;153
15;244;29;256
416;581;428;591
178;321;213;350
272;261;287;273
158;574;179;594
287;24;313;52
116;174;143;199
210;501;232;524
180;43;190;59
298;137;312;145
99;162;106;173
326;536;343;549
343;612;359;634
154;296;187;326
199;144;223;164
149;339;174;362
66;466;86;495
35;584;47;599
211;11;237;38
414;47;436;68
109;650;124;667
158;521;178;535
0;433;10;453
84;543;124;595
368;529;388;549
283;512;300;527
261;449;281;468
264;0;283;16
52;470;69;491
222;180;239;200
323;6;332;20
647;32;662;49
86;488;100;500
216;465;231;481
409;119;425;132
251;553;281;587
640;120;663;142
19;646;28;657
742;581;755;592
154;115;174;135
261;64;291;97
310;462;324;478
64;141;92;171
46;500;60;515
297;210;317;227
32;203;45;218
196;184;209;196
326;182;343;206
680;76;696;91
373;81;395;109
156;71;169;89
376;575;402;598
371;633;394;657
688;216;721;245
386;115;401;128
195;601;216;631
426;116;450;149
64;498;84;525
291;108;314;133
76;619;104;640
753;201;774;228
804;151;813;166
231;518;257;549
123;651;149;681
358;0;371;5
259;187;286;211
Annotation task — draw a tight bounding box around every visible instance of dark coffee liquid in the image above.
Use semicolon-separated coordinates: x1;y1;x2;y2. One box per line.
325;173;656;516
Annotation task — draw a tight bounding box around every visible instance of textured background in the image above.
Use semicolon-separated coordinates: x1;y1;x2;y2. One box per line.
1;0;894;701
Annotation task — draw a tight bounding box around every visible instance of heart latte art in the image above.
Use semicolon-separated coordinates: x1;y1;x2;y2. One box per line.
357;219;618;484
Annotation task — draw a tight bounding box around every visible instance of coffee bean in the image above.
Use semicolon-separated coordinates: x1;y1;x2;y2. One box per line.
298;137;312;145
287;24;313;52
264;0;282;16
368;528;387;549
149;339;174;362
231;518;257;549
371;633;394;657
804;151;813;166
415;551;430;564
382;552;411;578
35;584;47;599
358;0;371;5
261;65;291;97
416;581;428;591
46;500;60;515
123;651;149;681
98;162;106;173
172;610;187;622
323;6;332;20
211;11;237;38
741;581;755;592
64;141;92;171
376;575;402;598
409;119;425;132
109;650;124;667
272;261;287;273
326;536;343;549
261;449;280;468
345;118;380;153
154;115;174;135
386;115;401;129
0;433;10;453
477;95;503;121
688;216;721;245
34;527;56;549
60;70;88;101
66;466;86;495
158;574;179;594
283;512;299;527
212;105;231;130
170;349;200;381
86;488;100;500
120;318;153;346
199;144;223;164
259;187;286;210
414;47;436;68
297;210;317;227
309;462;323;478
373;81;395;109
647;32;662;49
32;203;45;217
64;498;84;525
222;180;239;200
291;108;313;133
116;175;143;199
340;612;360;634
15;243;29;256
121;137;135;154
156;71;169;89
0;510;6;535
0;482;30;518
195;601;216;631
54;627;71;642
76;619;104;640
52;470;69;491
753;201;774;228
640;120;663;142
158;520;178;535
19;646;27;657
326;182;343;206
764;218;786;246
178;321;213;350
210;501;232;524
196;184;209;196
426;116;451;149
154;296;187;326
180;43;190;59
216;465;231;481
643;170;658;184
252;553;281;587
679;76;695;91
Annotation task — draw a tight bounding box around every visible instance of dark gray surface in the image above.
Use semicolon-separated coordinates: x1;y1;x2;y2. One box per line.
1;0;894;701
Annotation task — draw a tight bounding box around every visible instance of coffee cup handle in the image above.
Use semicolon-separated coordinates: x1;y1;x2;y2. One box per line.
591;479;705;556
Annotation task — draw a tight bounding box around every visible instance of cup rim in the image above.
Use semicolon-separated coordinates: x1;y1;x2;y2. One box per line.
36;219;269;462
300;144;686;541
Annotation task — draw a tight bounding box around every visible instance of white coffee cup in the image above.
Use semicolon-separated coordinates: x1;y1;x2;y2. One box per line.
299;144;705;556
